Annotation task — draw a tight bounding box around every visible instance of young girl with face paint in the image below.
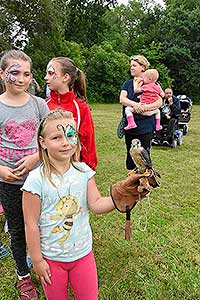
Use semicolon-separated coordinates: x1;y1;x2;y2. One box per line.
45;57;98;171
22;110;114;300
0;49;49;300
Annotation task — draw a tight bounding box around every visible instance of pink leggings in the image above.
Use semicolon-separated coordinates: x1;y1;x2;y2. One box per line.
43;251;98;300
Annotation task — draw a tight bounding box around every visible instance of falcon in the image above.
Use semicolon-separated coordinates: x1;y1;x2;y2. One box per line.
129;139;160;179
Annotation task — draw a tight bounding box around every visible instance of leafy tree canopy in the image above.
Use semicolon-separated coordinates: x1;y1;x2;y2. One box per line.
86;41;129;102
0;0;199;102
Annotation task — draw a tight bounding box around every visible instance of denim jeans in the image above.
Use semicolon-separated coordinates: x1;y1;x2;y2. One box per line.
0;182;29;276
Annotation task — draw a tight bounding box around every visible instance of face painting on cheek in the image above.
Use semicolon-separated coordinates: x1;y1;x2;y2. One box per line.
47;65;57;80
5;64;21;83
57;124;78;145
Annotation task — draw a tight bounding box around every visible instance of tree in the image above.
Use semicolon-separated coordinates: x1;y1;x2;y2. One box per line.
64;0;116;48
141;42;173;89
86;41;129;102
1;0;198;103
0;0;66;49
0;0;70;89
159;2;200;102
124;0;164;56
101;5;130;53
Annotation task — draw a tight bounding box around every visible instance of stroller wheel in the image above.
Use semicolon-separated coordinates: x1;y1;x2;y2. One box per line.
171;139;177;148
175;130;183;146
183;124;188;135
177;136;183;146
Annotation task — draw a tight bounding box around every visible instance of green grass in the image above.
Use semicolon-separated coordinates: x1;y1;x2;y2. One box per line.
1;104;200;300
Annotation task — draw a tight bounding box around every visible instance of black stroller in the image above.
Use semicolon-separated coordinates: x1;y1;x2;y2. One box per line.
177;95;192;135
152;104;182;148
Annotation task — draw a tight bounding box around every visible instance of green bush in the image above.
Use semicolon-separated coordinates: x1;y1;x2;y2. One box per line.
26;39;87;95
86;42;129;103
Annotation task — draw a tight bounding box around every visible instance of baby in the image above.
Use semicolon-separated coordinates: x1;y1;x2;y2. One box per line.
124;69;164;131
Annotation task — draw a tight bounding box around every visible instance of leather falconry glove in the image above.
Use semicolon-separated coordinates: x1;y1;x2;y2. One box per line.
110;169;157;240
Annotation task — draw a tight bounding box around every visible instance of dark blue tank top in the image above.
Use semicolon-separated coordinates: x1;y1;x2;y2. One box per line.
121;79;156;135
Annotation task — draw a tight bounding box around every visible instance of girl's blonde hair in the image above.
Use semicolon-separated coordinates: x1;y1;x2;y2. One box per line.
130;55;150;71
50;57;87;102
0;49;32;71
38;110;81;185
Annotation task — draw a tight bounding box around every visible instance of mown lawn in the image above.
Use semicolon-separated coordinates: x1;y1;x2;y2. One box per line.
0;104;200;300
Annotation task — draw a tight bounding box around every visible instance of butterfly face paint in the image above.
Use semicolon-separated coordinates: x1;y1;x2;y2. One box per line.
5;64;21;83
57;124;78;145
47;65;57;80
65;125;78;145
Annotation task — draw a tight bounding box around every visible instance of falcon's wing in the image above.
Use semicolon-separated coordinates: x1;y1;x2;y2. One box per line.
141;147;161;178
140;147;152;169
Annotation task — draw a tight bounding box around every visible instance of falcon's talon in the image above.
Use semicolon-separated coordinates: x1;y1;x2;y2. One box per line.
143;169;152;177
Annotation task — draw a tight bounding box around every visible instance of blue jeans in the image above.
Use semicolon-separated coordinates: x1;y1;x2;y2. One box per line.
0;182;29;276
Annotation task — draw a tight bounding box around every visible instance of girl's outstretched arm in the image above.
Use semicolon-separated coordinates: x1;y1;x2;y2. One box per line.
22;191;51;286
87;177;115;214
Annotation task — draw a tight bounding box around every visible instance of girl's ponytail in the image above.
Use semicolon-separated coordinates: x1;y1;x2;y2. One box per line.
73;69;87;102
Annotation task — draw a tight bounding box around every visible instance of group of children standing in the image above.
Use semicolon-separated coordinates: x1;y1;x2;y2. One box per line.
0;50;163;300
0;49;115;300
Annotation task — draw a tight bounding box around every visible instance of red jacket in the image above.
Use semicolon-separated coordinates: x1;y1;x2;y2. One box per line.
46;90;98;170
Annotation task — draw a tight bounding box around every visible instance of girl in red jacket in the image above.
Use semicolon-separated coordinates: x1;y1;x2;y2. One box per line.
45;57;98;170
